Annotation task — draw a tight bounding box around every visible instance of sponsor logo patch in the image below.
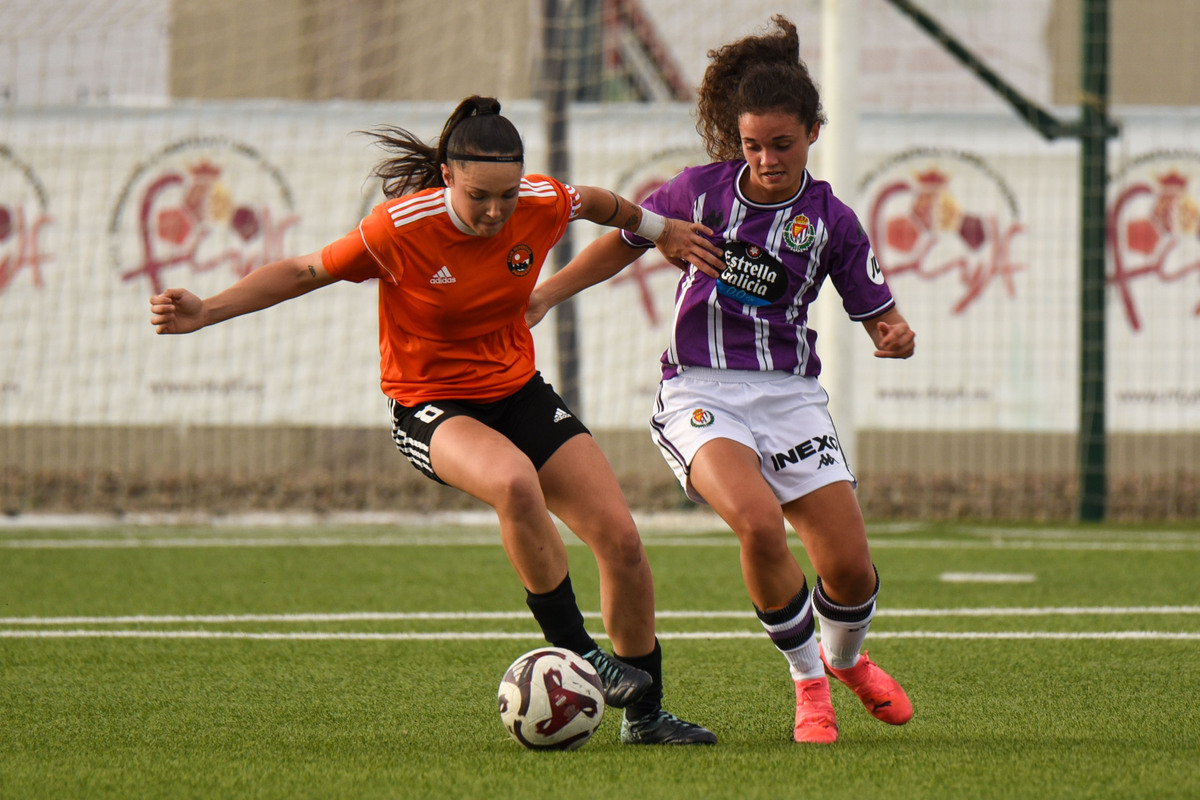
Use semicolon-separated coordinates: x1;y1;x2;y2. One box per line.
770;434;840;471
715;241;788;307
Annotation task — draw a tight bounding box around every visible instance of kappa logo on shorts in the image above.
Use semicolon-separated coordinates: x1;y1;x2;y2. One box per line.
769;434;840;472
690;408;715;427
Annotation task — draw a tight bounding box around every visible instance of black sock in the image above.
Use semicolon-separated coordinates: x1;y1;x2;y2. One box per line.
524;573;598;656
619;638;663;720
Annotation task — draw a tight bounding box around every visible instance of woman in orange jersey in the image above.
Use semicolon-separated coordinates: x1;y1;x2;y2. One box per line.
149;96;724;745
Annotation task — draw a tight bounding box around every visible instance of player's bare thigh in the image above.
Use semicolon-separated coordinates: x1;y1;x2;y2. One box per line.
688;438;787;539
538;433;641;554
429;414;545;508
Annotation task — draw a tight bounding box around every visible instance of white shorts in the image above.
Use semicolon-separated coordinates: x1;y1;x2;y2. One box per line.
651;367;856;506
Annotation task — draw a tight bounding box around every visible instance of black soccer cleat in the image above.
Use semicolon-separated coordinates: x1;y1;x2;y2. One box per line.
581;648;653;708
620;709;718;745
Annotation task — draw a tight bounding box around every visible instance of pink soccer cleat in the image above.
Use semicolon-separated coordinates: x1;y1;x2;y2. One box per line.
821;646;913;725
793;676;839;744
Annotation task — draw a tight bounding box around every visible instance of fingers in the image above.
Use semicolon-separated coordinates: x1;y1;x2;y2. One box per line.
149;305;174;332
663;220;723;276
689;259;722;279
874;323;916;359
149;294;175;327
686;222;723;258
149;290;189;334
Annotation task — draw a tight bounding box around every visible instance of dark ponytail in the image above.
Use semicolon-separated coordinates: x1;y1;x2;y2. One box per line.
365;95;525;198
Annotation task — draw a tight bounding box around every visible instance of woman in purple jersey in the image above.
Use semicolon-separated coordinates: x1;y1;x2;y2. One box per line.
527;16;915;744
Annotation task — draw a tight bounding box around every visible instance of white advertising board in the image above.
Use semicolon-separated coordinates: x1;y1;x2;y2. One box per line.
1;103;1197;434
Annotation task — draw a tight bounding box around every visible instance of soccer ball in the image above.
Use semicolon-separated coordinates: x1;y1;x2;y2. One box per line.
497;647;606;750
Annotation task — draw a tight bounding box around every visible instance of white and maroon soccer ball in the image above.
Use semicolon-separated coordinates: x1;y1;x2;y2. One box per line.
497;647;606;750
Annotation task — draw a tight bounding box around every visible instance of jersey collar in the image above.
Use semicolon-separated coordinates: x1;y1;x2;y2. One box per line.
733;163;810;209
443;188;477;235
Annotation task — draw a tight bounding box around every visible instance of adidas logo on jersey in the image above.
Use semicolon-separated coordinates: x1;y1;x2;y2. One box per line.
429;266;456;285
553;408;573;423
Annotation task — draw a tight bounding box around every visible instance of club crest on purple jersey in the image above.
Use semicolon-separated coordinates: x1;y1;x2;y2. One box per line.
783;214;816;252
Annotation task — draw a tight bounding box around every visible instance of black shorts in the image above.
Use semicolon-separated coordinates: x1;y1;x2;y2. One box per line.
388;372;591;483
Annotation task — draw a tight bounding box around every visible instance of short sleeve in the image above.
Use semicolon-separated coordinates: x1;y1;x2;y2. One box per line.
563;183;582;221
830;216;895;321
321;205;399;284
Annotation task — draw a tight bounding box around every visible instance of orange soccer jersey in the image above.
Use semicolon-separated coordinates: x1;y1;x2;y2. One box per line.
321;175;580;406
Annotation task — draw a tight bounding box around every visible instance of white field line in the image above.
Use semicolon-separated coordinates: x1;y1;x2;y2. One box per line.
1;629;1198;641
4;533;1200;551
2;606;1199;626
4;511;1194;542
2;607;1199;642
940;572;1036;582
0;510;730;531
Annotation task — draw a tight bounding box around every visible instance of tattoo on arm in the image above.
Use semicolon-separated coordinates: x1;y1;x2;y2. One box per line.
307;265;317;278
597;190;622;226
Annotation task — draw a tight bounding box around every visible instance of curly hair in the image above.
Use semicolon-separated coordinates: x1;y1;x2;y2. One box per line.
696;15;827;162
364;95;524;198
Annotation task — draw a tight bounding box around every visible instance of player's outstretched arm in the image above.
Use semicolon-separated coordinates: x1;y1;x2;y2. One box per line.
526;231;641;328
862;307;916;359
572;185;723;276
149;251;336;335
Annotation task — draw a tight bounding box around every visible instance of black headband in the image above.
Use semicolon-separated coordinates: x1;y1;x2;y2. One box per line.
446;151;523;163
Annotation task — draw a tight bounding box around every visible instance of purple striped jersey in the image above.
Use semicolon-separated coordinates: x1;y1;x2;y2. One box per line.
622;161;894;379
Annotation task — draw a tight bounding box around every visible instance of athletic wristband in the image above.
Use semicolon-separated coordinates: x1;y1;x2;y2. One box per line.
634;208;667;242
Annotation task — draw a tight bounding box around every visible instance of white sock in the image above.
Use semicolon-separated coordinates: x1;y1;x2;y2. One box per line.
812;569;879;670
756;586;825;681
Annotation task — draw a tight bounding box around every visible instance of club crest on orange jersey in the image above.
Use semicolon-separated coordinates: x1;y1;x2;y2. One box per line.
508;243;534;276
783;214;815;252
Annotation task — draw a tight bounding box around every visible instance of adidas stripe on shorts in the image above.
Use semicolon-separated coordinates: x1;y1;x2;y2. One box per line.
388;372;590;483
651;367;856;505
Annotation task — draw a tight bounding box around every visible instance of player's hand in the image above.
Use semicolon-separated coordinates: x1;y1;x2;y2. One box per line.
656;219;724;279
150;288;206;334
873;320;915;359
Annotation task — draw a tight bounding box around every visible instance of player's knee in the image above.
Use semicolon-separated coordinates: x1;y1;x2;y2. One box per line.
489;469;546;519
819;560;877;604
588;518;646;568
730;510;788;561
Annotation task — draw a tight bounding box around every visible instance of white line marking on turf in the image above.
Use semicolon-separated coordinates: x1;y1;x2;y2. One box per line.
1;629;1198;641
4;534;1195;554
940;572;1036;583
3;606;1198;626
878;606;1200;617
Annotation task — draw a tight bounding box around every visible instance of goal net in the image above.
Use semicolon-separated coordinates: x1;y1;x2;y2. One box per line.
2;0;1197;520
